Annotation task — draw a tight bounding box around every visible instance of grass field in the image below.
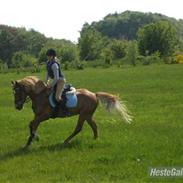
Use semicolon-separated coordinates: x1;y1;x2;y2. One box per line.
0;64;183;183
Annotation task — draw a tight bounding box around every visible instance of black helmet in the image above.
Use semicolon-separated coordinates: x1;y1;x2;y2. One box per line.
46;49;56;56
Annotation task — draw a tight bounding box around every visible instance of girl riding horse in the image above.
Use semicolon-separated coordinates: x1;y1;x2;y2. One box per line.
12;76;132;148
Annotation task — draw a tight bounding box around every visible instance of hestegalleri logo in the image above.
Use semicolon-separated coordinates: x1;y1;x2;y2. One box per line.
149;167;183;177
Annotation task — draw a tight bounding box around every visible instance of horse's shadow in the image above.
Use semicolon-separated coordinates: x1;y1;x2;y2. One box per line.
0;141;80;162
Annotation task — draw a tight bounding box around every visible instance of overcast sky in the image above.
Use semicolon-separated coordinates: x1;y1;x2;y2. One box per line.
0;0;182;42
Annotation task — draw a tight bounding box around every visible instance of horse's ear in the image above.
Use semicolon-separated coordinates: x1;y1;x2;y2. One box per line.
11;81;16;86
11;81;18;85
11;81;14;85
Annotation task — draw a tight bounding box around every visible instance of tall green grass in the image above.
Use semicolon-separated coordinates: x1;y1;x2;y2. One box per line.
0;64;183;182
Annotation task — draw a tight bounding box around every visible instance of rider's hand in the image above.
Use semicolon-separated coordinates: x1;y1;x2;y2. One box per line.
47;85;52;89
46;85;52;95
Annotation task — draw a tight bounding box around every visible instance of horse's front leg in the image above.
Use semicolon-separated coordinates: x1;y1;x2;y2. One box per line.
25;119;39;147
24;114;49;148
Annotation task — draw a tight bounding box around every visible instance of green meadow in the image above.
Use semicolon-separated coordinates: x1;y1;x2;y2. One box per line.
0;64;183;183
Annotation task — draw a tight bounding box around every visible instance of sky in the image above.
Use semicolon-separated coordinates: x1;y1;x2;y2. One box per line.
0;0;182;43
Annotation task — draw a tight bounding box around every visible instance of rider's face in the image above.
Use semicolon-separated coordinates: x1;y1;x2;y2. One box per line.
47;55;54;61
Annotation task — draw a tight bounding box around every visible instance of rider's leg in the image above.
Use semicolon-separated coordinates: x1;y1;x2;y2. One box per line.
55;79;69;116
55;79;65;103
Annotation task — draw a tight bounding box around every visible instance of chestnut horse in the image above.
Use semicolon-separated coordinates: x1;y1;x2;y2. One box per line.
11;76;132;148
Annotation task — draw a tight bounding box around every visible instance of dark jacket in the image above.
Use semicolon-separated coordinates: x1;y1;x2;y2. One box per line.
46;61;63;79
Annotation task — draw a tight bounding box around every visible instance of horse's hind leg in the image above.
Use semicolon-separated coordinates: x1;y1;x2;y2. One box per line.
86;116;98;139
63;114;85;145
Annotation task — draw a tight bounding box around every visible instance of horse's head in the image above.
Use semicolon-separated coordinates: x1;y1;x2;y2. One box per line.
11;81;27;110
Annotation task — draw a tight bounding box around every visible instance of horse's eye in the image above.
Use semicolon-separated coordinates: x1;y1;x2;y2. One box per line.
13;87;21;95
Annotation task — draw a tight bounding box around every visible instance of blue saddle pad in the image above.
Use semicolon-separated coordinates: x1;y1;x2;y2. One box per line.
49;92;78;108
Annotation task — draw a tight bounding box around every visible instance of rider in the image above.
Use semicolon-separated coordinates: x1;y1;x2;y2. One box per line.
45;48;66;107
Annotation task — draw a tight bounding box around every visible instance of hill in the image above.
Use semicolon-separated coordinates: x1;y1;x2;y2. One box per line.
85;10;183;41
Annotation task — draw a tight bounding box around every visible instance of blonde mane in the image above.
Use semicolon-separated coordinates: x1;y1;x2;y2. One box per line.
18;76;47;94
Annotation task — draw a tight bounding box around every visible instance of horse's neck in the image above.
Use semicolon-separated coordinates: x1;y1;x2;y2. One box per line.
29;89;49;114
26;87;48;99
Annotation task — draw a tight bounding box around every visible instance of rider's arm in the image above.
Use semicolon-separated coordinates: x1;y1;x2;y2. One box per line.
50;63;60;87
45;72;49;84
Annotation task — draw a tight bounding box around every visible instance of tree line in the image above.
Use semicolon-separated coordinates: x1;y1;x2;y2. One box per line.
0;11;183;70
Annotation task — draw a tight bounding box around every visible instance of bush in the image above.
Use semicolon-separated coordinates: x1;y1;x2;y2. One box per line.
176;54;183;64
164;56;177;64
138;52;163;65
62;60;86;70
62;61;70;70
0;59;6;71
85;59;106;68
101;48;112;65
12;51;38;68
73;60;86;70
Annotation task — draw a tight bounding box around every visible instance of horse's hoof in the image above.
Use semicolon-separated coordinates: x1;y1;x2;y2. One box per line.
63;141;69;146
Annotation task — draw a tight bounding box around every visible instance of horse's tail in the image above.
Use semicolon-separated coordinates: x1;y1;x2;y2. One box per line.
95;92;133;124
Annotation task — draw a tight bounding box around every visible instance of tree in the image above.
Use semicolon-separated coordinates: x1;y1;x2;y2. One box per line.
0;26;26;65
109;39;127;59
18;28;47;57
78;26;107;60
57;44;79;62
125;41;138;66
137;21;177;57
38;39;79;63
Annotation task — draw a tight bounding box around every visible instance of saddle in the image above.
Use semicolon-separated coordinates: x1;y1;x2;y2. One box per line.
48;84;77;118
60;84;72;109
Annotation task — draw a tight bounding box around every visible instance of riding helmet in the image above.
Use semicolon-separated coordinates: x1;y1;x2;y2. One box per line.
46;49;56;57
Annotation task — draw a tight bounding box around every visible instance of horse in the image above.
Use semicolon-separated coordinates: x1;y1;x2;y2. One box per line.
11;76;132;148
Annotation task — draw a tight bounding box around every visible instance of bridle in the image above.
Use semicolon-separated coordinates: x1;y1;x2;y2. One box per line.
13;85;29;106
25;96;31;103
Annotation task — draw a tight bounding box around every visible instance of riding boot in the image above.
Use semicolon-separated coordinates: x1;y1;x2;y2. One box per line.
60;99;69;116
51;105;59;118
